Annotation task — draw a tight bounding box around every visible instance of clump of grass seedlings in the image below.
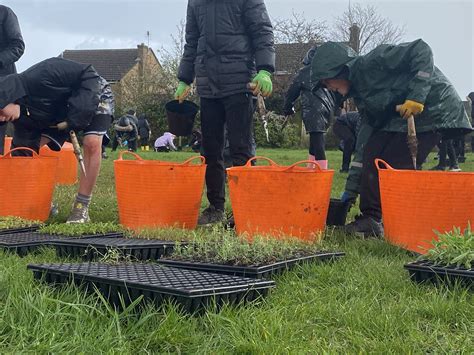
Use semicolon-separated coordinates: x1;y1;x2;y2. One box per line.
39;222;123;237
0;216;42;230
169;226;329;266
127;226;198;242
422;224;474;269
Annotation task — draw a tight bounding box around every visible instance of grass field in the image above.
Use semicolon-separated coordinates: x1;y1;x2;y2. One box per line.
1;149;473;353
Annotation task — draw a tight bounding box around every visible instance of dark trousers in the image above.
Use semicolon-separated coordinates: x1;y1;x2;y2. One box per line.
201;93;254;210
333;121;356;170
438;139;458;167
452;137;465;159
309;132;326;160
0;122;6;155
360;131;439;221
155;146;170;152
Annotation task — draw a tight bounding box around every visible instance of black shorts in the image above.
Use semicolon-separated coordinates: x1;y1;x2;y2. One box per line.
13;114;113;153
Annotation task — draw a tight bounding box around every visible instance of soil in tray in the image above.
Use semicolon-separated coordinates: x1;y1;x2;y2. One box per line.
405;260;474;288
158;251;345;279
0;232;123;257
27;263;275;313
52;237;180;261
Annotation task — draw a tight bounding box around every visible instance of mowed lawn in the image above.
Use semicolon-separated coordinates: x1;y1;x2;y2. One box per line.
0;148;473;353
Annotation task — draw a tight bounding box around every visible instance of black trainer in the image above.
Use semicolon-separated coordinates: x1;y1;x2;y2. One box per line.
343;215;384;237
430;165;446;171
198;206;225;226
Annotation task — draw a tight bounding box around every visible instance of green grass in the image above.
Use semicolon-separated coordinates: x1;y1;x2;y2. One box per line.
1;148;473;353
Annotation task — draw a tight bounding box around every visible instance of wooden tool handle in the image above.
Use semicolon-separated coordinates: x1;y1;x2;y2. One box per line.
395;104;417;136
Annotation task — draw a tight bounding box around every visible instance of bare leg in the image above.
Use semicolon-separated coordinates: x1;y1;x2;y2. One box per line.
78;134;103;196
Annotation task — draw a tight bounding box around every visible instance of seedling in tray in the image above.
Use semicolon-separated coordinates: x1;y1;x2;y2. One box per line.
158;227;345;278
405;225;474;287
52;237;182;261
28;263;275;313
0;216;42;235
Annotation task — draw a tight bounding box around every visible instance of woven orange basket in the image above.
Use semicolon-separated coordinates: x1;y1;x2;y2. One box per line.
0;147;58;221
114;152;206;230
227;156;334;241
377;159;474;253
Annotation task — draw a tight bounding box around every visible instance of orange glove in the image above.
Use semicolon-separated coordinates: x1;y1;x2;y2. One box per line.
399;100;424;119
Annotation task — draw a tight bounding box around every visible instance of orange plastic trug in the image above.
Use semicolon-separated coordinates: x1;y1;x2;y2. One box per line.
376;159;474;254
40;142;78;185
228;156;334;242
0;147;58;221
114;152;206;230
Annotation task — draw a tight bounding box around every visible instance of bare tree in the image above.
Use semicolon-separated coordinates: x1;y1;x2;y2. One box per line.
157;19;187;86
331;3;405;54
273;11;326;44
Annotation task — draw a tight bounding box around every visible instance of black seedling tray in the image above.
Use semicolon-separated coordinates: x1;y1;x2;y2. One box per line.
157;251;345;279
405;260;474;288
28;263;275;313
0;232;123;257
0;225;39;235
52;237;179;261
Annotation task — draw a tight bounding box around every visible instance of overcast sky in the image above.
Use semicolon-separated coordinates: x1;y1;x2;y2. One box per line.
4;0;473;96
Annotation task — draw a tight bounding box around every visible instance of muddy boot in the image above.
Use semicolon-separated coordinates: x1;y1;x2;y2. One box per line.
343;215;384;237
198;205;225;226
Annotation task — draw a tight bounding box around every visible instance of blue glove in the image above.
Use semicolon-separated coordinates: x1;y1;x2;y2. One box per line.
341;191;354;204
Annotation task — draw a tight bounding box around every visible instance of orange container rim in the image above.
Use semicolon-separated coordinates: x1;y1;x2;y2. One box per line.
0;147;58;161
227;156;334;173
376;158;474;176
114;151;206;166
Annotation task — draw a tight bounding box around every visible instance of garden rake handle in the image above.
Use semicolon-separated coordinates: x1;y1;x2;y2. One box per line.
396;105;418;169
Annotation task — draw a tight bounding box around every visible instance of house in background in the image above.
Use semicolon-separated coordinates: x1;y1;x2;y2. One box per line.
60;44;162;109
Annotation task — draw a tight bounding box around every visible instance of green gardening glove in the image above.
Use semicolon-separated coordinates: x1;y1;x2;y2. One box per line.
251;70;273;97
175;81;191;103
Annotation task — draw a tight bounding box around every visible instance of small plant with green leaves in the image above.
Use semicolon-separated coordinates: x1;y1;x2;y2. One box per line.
170;226;328;266
128;227;197;242
39;222;123;237
0;216;42;230
422;224;474;269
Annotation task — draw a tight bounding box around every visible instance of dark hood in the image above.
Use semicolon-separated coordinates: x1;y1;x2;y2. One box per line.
310;42;357;85
0;74;27;109
302;46;317;66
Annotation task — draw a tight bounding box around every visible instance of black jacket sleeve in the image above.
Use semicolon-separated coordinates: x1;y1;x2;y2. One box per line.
178;3;199;84
243;0;275;73
66;65;100;131
283;70;303;111
0;7;25;68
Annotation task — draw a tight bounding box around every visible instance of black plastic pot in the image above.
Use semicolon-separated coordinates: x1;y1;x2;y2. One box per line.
52;237;180;261
326;199;351;226
157;251;345;279
165;100;199;136
0;226;39;236
28;263;275;313
0;232;123;257
405;260;474;288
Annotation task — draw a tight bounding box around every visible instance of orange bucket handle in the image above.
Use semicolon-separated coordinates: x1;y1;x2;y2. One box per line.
283;160;323;172
181;156;206;165
245;156;279;167
1;147;39;159
375;159;395;171
118;151;143;161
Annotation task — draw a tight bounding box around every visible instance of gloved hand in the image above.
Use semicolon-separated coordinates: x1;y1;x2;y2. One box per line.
398;99;424;119
251;70;273;97
283;106;295;116
341;191;356;205
175;81;191;103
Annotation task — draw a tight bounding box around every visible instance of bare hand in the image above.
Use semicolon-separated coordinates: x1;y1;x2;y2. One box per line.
0;103;20;122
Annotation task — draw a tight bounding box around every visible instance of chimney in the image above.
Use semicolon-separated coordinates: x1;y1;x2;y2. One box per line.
349;23;360;54
137;43;148;77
